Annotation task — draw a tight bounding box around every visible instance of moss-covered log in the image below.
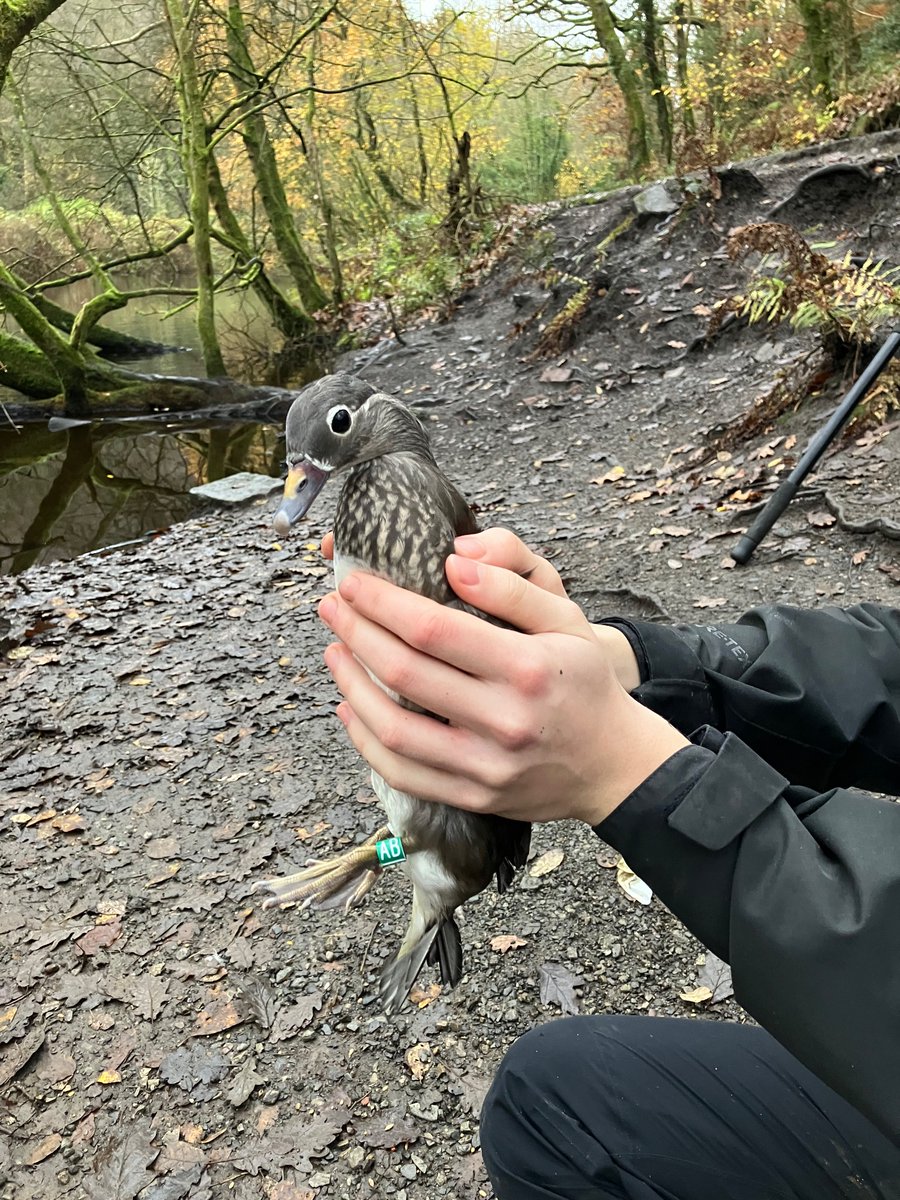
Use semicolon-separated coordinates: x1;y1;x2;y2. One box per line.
27;290;176;358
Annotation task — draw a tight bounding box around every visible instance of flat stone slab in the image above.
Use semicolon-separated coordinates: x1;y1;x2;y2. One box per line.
190;472;282;504
634;182;679;216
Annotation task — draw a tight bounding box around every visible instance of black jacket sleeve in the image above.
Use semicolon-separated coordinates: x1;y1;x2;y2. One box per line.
594;604;900;1147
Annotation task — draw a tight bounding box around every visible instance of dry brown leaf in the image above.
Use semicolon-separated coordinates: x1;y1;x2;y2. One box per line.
529;848;565;877
76;919;122;957
193;997;245;1037
52;812;86;833
679;986;713;1005
693;597;727;608
591;465;626;485
852;550;868;566
490;935;528;954
807;510;837;528
266;1184;315;1200
24;1132;62;1165
408;982;441;1007
405;1042;431;1080
626;489;654;503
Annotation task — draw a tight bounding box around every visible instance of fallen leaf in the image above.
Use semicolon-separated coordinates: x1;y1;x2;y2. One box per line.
490;934;528;954
192;996;245;1037
539;962;582;1015
408;982;441;1007
679;986;714;1005
529;848;564;877
236;977;278;1030
146;836;179;860
0;1027;46;1087
96;1069;122;1085
616;858;653;905
159;1046;229;1096
24;1132;62;1165
591;465;625;485
270;992;322;1041
807;510;836;528
851;550;868;566
266;1184;315;1200
355;1114;420;1150
227;1057;265;1107
659;525;691;537
692;596;727;608
83;1126;157;1199
52;812;86;833
697;951;734;1002
76;919;122;957
405;1042;431;1080
539;366;573;383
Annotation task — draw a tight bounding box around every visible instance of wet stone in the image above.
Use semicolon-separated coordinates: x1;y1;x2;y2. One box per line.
189;472;281;504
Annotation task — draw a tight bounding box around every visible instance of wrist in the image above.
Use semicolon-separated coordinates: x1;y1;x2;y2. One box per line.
581;698;689;826
591;624;641;693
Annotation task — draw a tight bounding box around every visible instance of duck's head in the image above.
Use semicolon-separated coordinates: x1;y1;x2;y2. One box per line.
275;373;432;536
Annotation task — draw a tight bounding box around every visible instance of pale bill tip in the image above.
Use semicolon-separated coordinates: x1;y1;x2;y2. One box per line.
273;510;292;537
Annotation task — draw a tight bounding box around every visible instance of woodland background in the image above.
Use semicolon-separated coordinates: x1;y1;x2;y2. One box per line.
0;0;899;410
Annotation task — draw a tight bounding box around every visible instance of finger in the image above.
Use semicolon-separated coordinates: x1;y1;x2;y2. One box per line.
328;577;525;681
325;642;504;783
335;701;490;813
455;528;567;598
321;531;334;560
321;595;504;725
444;556;591;638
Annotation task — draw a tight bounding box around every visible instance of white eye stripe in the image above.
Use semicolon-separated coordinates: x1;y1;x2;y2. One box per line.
327;405;353;435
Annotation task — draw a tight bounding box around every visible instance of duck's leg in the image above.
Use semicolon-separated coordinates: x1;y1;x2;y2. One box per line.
252;825;392;912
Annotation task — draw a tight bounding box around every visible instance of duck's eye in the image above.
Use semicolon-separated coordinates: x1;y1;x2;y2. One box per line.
328;406;352;435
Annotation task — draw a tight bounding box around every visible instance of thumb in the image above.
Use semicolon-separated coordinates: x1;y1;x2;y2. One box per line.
446;554;591;639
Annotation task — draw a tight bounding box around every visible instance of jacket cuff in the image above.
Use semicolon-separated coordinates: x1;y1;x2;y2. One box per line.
596;618;718;733
597;727;791;852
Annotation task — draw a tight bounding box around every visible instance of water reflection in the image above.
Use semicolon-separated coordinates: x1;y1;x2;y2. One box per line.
0;419;283;575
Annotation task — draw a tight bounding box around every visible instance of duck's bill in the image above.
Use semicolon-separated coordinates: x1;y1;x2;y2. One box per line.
273;461;330;535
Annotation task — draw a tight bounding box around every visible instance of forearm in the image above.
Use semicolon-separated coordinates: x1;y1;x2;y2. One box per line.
596;726;900;1146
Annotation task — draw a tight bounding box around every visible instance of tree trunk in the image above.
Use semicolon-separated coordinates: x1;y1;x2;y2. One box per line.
225;0;328;315
794;0;857;100
0;0;68;95
672;0;696;140
164;0;227;377
586;0;651;173
636;0;673;164
207;152;314;339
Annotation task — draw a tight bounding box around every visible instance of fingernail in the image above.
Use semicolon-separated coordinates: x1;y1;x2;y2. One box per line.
335;703;350;727
339;574;359;601
449;553;481;586
454;534;486;558
323;643;339;671
319;594;337;624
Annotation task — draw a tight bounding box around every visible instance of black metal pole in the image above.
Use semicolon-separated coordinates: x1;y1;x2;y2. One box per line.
731;331;900;565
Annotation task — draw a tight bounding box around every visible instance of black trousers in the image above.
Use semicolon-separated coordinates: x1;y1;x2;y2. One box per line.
480;1016;900;1199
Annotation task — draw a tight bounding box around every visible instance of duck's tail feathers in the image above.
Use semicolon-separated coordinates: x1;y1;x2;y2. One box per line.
380;915;462;1015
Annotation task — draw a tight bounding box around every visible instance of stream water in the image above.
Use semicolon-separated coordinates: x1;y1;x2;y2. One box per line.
0;280;293;575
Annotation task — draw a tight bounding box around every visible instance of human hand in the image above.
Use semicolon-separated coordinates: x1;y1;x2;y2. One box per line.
321;527;641;692
317;554;688;826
